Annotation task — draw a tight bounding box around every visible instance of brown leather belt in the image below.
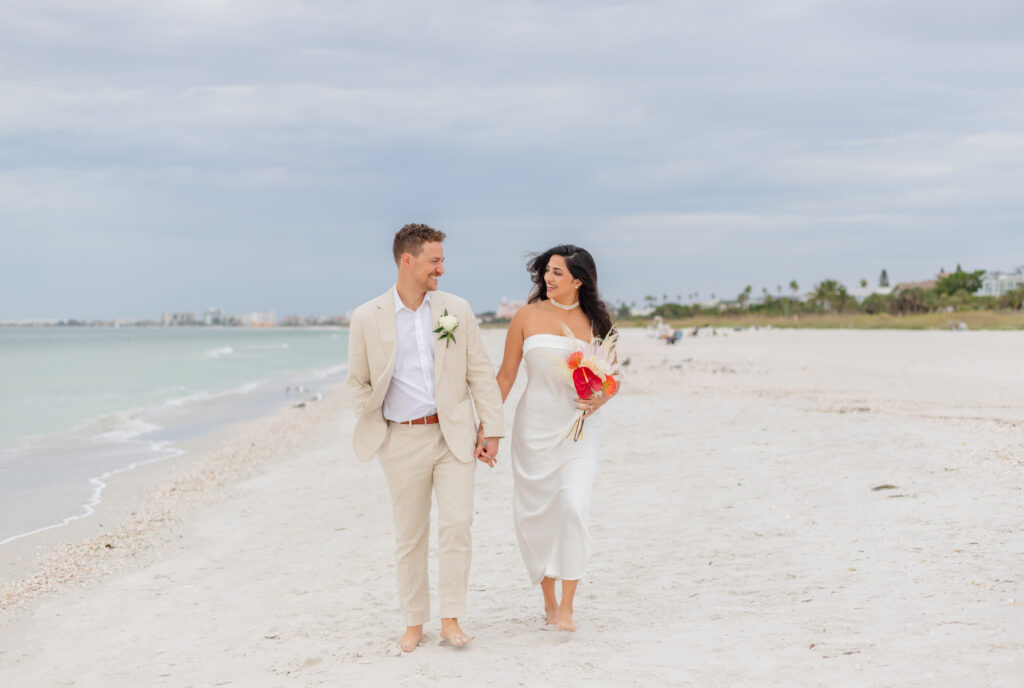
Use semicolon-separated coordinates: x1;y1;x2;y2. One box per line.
395;413;440;426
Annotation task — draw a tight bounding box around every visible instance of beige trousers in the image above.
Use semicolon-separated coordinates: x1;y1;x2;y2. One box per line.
377;422;476;626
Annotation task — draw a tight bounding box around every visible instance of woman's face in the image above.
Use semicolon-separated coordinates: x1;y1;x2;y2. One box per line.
544;255;579;303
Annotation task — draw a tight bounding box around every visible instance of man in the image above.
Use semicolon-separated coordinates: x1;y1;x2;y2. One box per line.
346;223;505;652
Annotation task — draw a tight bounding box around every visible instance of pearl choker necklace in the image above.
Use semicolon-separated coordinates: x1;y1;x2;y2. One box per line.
549;298;580;310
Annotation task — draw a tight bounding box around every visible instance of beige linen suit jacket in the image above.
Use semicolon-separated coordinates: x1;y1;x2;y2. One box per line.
346;288;506;462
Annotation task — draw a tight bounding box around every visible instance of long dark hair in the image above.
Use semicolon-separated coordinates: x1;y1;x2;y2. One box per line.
527;244;615;338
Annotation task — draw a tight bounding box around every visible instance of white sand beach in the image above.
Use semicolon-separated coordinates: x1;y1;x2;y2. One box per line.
1;328;1022;687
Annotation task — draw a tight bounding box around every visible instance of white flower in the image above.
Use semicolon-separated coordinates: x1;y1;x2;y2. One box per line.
438;313;458;333
434;309;459;348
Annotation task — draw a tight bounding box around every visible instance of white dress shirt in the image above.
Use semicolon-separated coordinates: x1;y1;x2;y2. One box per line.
383;287;437;422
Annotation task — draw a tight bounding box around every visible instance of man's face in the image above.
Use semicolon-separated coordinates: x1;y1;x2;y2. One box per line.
406;241;445;292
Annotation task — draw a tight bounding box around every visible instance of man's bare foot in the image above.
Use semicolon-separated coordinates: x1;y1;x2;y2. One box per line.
439;618;472;647
556;610;577;632
398;625;423;653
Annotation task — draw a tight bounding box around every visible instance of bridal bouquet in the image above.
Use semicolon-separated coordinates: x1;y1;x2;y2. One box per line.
560;325;619;441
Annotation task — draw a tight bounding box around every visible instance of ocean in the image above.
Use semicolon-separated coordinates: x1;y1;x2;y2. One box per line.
0;326;348;545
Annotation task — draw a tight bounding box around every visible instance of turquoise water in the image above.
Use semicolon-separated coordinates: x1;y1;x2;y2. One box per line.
0;326;349;544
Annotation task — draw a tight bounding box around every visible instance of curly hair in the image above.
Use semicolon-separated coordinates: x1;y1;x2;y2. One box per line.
527;244;615;338
392;223;446;265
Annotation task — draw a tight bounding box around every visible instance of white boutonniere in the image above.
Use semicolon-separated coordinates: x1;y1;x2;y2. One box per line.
434;309;459;348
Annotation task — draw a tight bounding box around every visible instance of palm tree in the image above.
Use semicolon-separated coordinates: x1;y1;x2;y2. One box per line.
837;284;850;313
860;278;868;289
789;280;799;298
813;279;840;311
737;285;753;308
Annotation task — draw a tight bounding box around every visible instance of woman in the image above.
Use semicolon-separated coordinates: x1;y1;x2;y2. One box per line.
492;244;618;632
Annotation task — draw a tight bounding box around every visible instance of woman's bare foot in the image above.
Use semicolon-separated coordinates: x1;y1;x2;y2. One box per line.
556;579;579;631
398;625;423;653
541;577;559;625
439;618;472;647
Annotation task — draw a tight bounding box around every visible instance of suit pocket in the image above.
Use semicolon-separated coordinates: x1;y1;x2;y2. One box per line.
376;422;395;462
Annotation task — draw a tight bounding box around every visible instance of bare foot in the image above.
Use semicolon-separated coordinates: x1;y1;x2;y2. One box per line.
439;618;472;647
398;625;423;653
556;610;577;632
545;604;559;625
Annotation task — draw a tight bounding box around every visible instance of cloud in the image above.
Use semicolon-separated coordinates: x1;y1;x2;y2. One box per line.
1;1;1022;318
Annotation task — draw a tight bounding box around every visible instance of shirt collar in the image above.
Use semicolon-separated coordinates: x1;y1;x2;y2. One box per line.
393;286;431;314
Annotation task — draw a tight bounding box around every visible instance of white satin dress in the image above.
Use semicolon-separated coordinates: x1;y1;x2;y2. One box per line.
511;334;601;584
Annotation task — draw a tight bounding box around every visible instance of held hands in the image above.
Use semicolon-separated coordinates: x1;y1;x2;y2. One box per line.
474;424;500;468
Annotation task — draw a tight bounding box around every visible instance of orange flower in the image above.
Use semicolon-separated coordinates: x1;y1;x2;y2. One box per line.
602;375;617;396
566;351;584;369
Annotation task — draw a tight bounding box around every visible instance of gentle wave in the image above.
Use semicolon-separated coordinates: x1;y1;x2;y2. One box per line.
308;363;348;380
165;380;264;407
0;327;349;545
91;417;163;443
249;342;290;350
0;442;186;547
204;346;235;359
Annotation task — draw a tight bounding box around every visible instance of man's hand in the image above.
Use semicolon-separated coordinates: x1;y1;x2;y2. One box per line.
474;425;500;468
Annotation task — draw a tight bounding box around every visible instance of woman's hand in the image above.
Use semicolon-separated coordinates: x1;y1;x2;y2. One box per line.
474;424;498;468
576;375;620;417
576;392;610;417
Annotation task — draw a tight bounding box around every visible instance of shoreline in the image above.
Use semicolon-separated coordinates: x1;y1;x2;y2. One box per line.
0;325;348;549
0;380;349;616
1;328;1021;686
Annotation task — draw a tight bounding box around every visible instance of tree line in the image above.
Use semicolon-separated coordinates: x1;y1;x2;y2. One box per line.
619;266;1024;319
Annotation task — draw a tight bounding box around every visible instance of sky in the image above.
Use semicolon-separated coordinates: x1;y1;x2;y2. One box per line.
2;0;1023;320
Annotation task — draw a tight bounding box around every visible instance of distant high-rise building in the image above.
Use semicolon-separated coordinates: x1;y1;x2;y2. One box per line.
240;311;277;327
162;312;198;326
204;307;224;325
496;298;524;320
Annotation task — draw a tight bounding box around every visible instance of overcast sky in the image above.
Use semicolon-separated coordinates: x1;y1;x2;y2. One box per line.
2;0;1023;320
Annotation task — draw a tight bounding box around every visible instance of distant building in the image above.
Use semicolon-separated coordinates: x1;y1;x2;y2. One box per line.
892;272;950;293
162;312;198;326
848;285;893;301
240;310;277;327
280;314;349;327
204;307;224;326
496;298;524;320
980;266;1024;296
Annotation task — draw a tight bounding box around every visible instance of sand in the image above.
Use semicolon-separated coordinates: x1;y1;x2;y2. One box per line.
1;327;1021;687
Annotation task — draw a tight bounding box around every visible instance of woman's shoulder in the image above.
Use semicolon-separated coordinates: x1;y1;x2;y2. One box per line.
513;301;544;320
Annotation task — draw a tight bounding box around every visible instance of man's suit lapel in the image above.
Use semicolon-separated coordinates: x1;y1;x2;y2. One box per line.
430;291;448;386
374;289;398;377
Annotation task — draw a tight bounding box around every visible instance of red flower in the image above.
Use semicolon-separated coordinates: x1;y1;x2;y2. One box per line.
602;375;617;396
572;366;603;399
566;351;584;369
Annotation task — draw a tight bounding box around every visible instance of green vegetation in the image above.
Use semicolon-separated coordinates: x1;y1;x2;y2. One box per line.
613;265;1024;330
